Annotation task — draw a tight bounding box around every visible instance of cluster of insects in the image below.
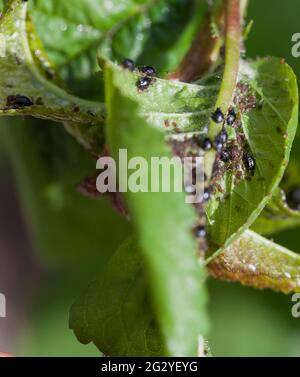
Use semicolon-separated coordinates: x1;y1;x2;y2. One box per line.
193;105;257;244
118;59;259;248
121;58;157;91
164;100;258;249
210;107;256;173
190;108;238;243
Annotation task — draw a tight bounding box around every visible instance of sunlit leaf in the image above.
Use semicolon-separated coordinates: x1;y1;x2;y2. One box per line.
0;0;104;151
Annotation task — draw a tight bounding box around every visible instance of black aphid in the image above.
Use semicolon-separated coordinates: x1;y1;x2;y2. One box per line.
6;94;33;109
202;138;212;150
211;107;225;123
194;225;207;238
243;151;256;171
287;187;300;210
139;66;157;76
227;108;236;126
137;77;152;91
214;129;228;151
220;149;231;162
121;58;135;71
203;187;211;202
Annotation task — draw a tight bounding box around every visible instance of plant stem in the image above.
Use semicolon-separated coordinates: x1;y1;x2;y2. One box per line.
208;0;241;140
240;0;249;20
167;1;226;82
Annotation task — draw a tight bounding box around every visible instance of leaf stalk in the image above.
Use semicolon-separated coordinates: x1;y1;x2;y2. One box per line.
208;0;241;140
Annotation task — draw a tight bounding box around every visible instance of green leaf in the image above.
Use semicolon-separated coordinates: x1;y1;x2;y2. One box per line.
30;0;207;97
0;1;217;148
105;60;209;356
206;58;299;256
208;230;300;294
30;0;153;68
102;61;219;132
0;0;104;151
101;0;208;74
0;1;217;149
70;236;165;356
31;0;151;98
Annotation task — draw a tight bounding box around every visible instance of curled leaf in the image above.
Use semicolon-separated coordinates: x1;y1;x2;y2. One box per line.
208;230;300;293
0;0;104;151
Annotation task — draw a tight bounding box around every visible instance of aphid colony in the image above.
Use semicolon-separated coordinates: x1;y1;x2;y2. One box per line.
121;58;157;91
120;59;257;245
190;106;256;242
210;107;255;173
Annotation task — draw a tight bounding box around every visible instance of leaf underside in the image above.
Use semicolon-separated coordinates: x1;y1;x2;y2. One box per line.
209;230;300;294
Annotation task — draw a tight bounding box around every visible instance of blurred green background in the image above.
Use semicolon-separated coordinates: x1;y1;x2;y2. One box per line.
0;0;300;356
